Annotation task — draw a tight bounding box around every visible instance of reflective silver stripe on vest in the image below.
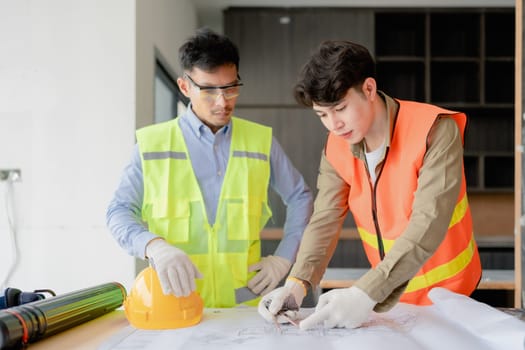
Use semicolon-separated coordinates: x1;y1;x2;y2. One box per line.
232;150;268;161
143;151;187;160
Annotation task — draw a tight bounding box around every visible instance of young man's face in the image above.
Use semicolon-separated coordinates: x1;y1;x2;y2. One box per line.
312;78;376;145
178;64;241;133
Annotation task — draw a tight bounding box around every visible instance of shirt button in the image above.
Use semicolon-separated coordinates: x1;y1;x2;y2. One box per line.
217;171;222;176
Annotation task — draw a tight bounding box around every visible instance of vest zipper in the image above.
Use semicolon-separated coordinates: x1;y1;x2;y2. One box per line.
371;146;389;261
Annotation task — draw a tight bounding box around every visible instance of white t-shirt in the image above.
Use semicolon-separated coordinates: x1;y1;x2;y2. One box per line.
365;139;386;185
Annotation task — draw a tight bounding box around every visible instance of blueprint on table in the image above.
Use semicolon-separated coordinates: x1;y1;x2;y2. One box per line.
99;288;525;350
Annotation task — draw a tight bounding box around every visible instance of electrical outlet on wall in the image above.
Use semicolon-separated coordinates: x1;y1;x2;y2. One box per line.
0;169;22;182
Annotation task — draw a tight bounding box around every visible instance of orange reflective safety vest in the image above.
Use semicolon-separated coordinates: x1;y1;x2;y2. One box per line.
325;100;481;305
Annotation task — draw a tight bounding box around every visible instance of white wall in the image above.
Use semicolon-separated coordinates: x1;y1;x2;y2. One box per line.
0;0;196;295
136;0;197;129
0;0;136;294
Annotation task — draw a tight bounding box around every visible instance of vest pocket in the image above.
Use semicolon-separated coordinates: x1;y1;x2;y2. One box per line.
150;200;190;243
228;253;261;306
226;200;262;241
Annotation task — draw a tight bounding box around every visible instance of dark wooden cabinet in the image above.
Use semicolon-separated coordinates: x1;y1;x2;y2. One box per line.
375;9;515;192
224;8;294;105
224;8;373;105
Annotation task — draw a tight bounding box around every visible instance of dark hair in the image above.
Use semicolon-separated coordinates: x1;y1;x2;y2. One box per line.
294;40;376;107
179;28;240;73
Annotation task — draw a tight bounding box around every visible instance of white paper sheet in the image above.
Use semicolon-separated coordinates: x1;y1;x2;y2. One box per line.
428;287;525;349
100;289;525;350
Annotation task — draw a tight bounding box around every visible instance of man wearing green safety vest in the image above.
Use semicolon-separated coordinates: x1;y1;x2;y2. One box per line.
107;28;313;307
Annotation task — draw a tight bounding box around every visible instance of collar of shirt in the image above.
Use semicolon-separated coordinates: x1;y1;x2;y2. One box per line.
351;90;399;160
180;103;232;140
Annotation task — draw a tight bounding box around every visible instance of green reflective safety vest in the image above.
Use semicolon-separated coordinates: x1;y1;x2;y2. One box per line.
136;117;272;308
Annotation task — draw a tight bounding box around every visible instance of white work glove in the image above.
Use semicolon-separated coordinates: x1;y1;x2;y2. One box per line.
145;238;203;297
248;255;292;296
299;286;376;330
258;278;306;324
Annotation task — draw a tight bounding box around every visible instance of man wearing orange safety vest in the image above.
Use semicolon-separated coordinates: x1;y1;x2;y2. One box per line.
259;40;481;330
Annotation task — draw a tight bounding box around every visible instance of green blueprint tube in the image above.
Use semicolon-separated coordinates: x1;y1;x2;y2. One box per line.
0;282;126;349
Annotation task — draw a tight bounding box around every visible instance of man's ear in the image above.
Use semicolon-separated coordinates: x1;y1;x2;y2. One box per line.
361;77;377;99
177;77;191;98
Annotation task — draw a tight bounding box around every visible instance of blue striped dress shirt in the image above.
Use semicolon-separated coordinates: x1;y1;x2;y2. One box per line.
106;107;313;262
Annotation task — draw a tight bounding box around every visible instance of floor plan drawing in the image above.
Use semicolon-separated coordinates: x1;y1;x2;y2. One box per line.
100;288;525;350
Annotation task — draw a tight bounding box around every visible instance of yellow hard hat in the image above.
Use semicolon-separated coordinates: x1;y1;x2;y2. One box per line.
124;266;204;329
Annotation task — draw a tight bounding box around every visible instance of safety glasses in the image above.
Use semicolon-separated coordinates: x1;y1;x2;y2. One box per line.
185;74;243;101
